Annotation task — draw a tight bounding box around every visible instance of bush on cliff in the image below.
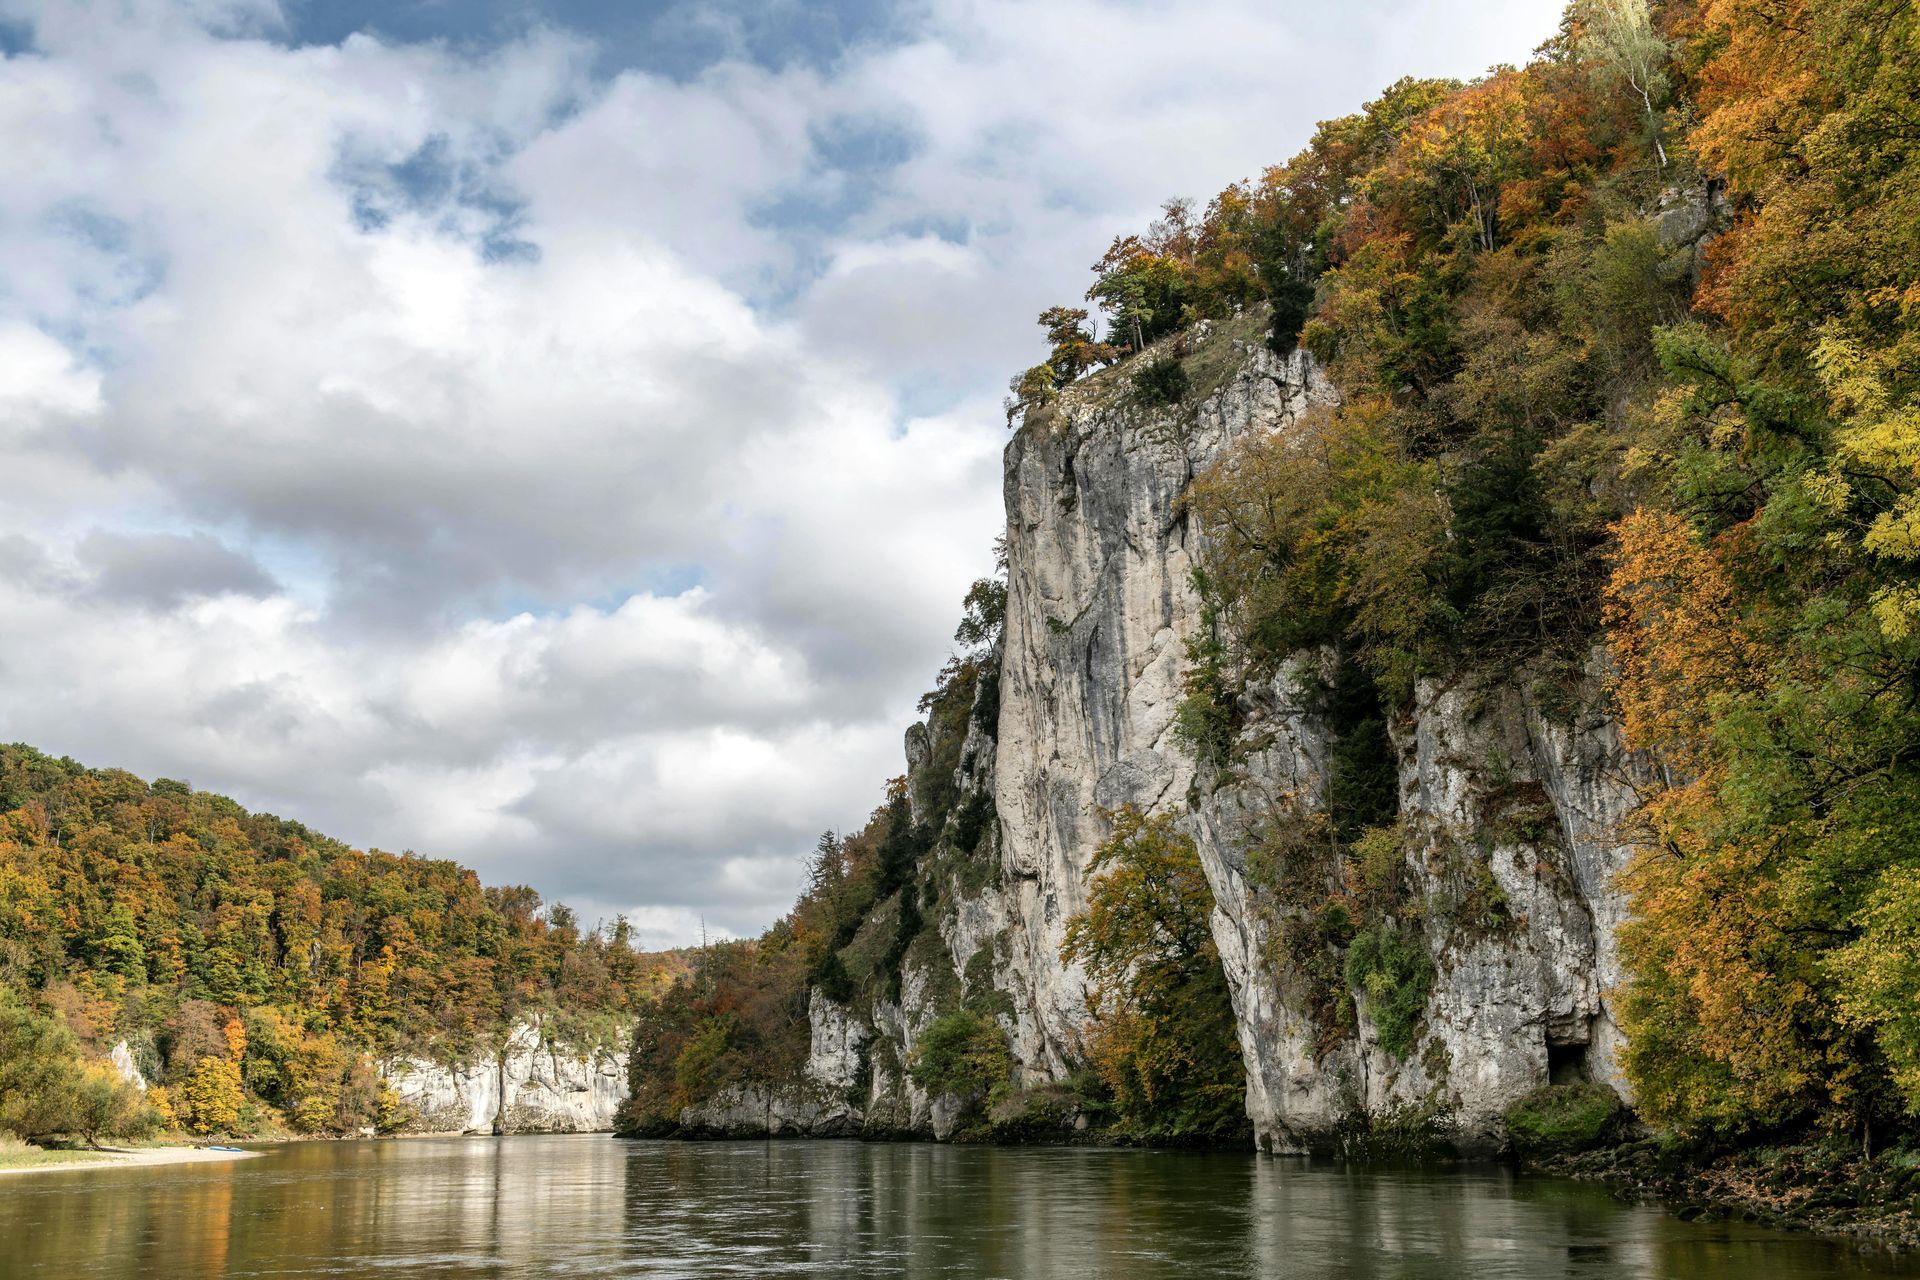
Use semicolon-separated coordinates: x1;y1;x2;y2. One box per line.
1343;926;1433;1061
909;1010;1012;1105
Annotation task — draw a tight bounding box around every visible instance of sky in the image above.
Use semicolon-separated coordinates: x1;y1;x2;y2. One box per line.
0;0;1564;948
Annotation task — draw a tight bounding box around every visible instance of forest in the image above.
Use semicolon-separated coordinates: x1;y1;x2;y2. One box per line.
1005;0;1920;1147
624;0;1920;1157
0;744;677;1143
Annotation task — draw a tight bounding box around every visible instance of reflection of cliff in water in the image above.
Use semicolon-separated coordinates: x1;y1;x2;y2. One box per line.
0;1138;1910;1278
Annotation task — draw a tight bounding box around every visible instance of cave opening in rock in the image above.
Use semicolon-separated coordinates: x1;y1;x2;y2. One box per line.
1547;1040;1590;1085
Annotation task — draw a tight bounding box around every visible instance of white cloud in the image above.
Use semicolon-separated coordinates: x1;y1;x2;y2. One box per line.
0;0;1562;943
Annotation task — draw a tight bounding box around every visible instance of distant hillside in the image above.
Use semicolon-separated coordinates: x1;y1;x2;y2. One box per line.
0;743;681;1137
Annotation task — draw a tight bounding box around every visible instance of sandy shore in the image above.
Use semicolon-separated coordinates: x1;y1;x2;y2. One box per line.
0;1145;262;1178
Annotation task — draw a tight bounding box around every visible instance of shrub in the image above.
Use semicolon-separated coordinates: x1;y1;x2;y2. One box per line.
908;1010;1010;1102
1171;577;1236;768
949;791;997;856
1504;1082;1623;1157
987;1083;1078;1141
1133;355;1189;405
1344;926;1433;1059
812;951;855;1005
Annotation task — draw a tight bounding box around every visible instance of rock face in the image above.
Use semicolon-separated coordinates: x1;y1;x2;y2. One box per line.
383;1017;628;1134
988;315;1647;1151
657;312;1646;1150
993;318;1334;1077
109;1040;147;1092
1190;663;1645;1152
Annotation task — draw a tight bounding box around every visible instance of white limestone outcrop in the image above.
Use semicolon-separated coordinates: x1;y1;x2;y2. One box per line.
383;1016;627;1134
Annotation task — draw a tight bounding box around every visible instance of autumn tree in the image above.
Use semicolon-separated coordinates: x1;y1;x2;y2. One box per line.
1574;0;1671;166
1061;808;1247;1142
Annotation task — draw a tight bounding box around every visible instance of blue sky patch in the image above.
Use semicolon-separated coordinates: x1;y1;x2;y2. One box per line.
279;0;913;81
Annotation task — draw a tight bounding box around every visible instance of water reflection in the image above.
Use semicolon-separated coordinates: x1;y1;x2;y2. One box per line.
0;1136;1911;1279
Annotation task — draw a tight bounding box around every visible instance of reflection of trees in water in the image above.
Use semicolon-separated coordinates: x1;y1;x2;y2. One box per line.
0;1139;1905;1277
2;1160;236;1276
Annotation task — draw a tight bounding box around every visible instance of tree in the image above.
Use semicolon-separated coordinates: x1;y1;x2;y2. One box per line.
0;998;82;1141
69;1063;156;1148
175;1057;245;1136
1061;808;1247;1141
954;577;1007;652
1575;0;1670;166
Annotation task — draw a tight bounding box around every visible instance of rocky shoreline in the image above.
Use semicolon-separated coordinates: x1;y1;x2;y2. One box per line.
1535;1138;1920;1251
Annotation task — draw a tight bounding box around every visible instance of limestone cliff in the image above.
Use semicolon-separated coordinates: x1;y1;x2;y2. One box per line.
383;1016;628;1134
670;310;1646;1151
987;312;1646;1151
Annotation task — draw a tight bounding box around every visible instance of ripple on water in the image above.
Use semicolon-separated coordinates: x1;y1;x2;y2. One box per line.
0;1136;1913;1279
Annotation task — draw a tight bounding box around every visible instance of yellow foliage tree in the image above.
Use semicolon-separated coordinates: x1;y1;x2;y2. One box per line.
175;1057;245;1136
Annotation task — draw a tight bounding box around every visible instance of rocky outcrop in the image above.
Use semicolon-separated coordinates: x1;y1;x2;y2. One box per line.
109;1040;148;1092
672;1082;863;1138
646;309;1647;1152
383;1016;627;1134
1191;663;1646;1152
993;315;1332;1077
988;312;1647;1152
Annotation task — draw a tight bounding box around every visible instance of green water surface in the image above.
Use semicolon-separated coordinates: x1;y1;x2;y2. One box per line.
1;1135;1912;1278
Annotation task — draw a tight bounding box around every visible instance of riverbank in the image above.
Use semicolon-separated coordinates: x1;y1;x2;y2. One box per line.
1537;1137;1920;1251
0;1142;262;1178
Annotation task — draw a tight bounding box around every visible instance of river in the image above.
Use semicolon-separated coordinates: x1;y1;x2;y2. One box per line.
0;1135;1911;1278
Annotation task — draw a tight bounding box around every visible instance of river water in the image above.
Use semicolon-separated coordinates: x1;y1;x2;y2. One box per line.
1;1136;1912;1278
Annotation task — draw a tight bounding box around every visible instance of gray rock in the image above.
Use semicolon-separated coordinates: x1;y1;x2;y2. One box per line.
705;318;1648;1152
109;1039;147;1093
383;1015;628;1134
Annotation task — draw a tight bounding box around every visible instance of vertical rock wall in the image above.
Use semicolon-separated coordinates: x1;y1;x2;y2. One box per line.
993;318;1331;1078
989;315;1647;1151
659;311;1648;1151
383;1016;629;1134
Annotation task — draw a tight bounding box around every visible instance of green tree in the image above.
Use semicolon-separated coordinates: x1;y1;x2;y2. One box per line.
1573;0;1670;166
0;998;82;1142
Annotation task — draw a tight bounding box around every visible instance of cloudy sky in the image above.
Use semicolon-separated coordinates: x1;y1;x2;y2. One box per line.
0;0;1561;946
